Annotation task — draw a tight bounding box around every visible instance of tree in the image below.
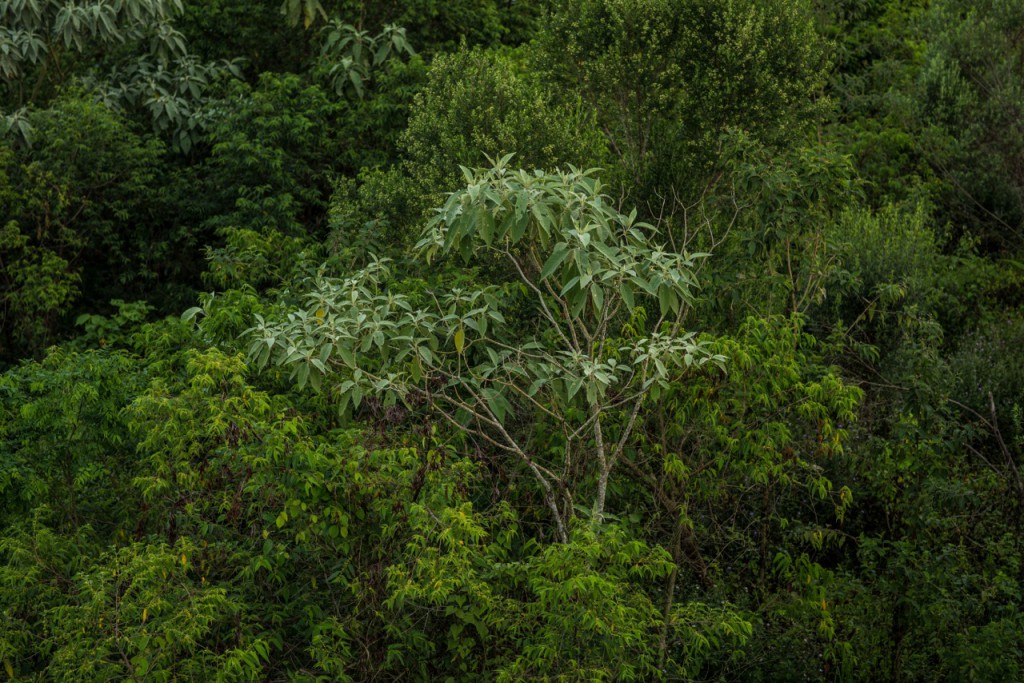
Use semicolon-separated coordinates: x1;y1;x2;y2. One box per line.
916;0;1024;248
0;93;165;362
538;0;830;208
315;20;414;99
400;45;607;207
0;0;243;153
247;159;724;542
0;0;185;109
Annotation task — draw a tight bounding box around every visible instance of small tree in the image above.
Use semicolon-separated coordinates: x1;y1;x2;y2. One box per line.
0;0;185;107
316;21;414;99
248;158;724;541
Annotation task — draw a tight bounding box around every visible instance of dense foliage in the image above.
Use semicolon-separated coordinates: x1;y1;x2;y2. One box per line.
2;0;1022;680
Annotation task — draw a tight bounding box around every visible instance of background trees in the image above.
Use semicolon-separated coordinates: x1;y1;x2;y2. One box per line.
1;0;1023;680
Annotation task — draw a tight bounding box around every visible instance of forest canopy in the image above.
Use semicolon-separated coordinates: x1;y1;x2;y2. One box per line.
1;0;1023;680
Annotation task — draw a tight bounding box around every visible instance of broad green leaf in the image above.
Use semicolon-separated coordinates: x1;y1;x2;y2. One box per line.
337;345;356;367
620;282;635;310
454;327;466;353
483;388;511;423
181;306;204;322
591;284;604;312
541;243;570;279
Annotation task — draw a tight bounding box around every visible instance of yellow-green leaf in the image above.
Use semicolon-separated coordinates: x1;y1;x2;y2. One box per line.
454;327;466;353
